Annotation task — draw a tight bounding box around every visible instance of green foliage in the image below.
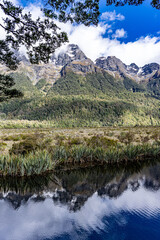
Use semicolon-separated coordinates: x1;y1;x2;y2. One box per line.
86;135;118;148
0;150;54;176
0;74;23;102
1;71;160;127
35;79;47;90
147;77;160;96
118;131;135;144
0;0;100;105
0;0;100;69
3;135;22;141
10;139;39;155
68;137;83;146
0;1;68;65
9;133;51;155
0;128;160;176
0;94;137;124
10;72;41;97
0;142;7;150
123;77;145;92
49;71;124;96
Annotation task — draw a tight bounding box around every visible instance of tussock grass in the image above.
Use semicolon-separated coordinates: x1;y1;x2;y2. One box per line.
0;143;159;177
0;126;160;176
0;150;54;176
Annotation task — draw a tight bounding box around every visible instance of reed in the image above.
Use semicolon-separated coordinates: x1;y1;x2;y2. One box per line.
0;136;160;176
0;150;54;177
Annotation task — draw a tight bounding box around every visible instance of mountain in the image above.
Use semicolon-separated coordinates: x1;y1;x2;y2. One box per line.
1;44;160;126
95;56;160;82
1;43;160;88
51;44;88;66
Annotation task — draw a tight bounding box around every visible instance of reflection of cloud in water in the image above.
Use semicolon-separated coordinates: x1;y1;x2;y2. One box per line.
1;187;160;240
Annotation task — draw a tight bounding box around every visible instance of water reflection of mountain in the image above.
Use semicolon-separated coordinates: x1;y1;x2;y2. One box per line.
1;162;160;211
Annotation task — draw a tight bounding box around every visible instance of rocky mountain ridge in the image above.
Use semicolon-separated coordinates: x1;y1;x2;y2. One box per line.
1;43;160;89
95;56;160;82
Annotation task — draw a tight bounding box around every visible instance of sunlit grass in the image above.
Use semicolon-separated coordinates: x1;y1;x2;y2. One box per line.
0;126;160;176
0;150;54;176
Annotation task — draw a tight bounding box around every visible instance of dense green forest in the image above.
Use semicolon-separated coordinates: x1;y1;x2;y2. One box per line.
0;70;160;127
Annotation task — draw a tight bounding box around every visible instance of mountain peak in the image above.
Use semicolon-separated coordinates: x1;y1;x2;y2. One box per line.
96;55;126;73
51;44;87;66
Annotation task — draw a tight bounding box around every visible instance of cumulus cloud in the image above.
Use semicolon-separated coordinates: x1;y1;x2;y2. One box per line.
105;36;160;66
112;28;127;39
23;3;43;20
101;10;125;21
56;20;160;66
0;186;160;240
1;1;160;67
55;21;112;61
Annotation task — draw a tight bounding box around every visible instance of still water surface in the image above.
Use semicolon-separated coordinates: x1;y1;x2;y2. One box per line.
0;162;160;240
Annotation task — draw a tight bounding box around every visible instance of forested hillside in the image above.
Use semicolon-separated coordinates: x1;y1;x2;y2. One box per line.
0;68;160;127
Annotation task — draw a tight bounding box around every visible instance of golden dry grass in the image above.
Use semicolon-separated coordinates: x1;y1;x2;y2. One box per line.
0;125;160;155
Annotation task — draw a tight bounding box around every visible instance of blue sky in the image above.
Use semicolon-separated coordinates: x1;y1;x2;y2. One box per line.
20;0;160;43
1;0;160;66
99;0;160;43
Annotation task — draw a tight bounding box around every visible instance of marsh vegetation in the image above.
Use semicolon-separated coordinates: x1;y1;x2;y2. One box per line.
0;126;160;176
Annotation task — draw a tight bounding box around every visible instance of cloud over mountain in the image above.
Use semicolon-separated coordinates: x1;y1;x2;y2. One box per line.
0;2;160;67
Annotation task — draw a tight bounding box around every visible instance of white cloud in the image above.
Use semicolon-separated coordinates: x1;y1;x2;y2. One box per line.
1;2;160;67
0;0;19;6
101;10;125;21
108;29;113;34
106;36;160;66
55;20;160;66
0;1;44;56
23;3;43;21
112;28;127;39
0;11;6;40
55;21;112;61
0;186;160;240
0;0;22;39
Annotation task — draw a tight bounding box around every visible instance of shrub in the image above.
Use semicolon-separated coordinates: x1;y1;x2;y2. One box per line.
86;135;118;148
9;133;50;155
118;131;135;144
10;139;40;155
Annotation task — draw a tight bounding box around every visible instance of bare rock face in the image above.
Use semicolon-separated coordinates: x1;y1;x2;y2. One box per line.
96;56;127;72
1;43;160;91
51;44;87;66
61;58;101;76
136;63;160;82
141;63;159;75
96;56;138;80
127;63;139;74
0;44;88;85
96;56;160;82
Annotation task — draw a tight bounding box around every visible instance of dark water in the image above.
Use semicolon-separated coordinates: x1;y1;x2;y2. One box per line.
1;162;160;240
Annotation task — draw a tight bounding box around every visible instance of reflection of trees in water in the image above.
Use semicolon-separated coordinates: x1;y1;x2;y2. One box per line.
1;160;160;210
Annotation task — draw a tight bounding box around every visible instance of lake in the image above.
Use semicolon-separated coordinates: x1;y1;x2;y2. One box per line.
0;161;160;240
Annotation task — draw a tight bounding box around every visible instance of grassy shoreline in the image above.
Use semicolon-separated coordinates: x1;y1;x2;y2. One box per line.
0;126;160;176
0;143;160;176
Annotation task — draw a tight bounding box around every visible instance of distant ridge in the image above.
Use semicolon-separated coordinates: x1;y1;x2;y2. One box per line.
1;43;160;87
1;44;160;126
